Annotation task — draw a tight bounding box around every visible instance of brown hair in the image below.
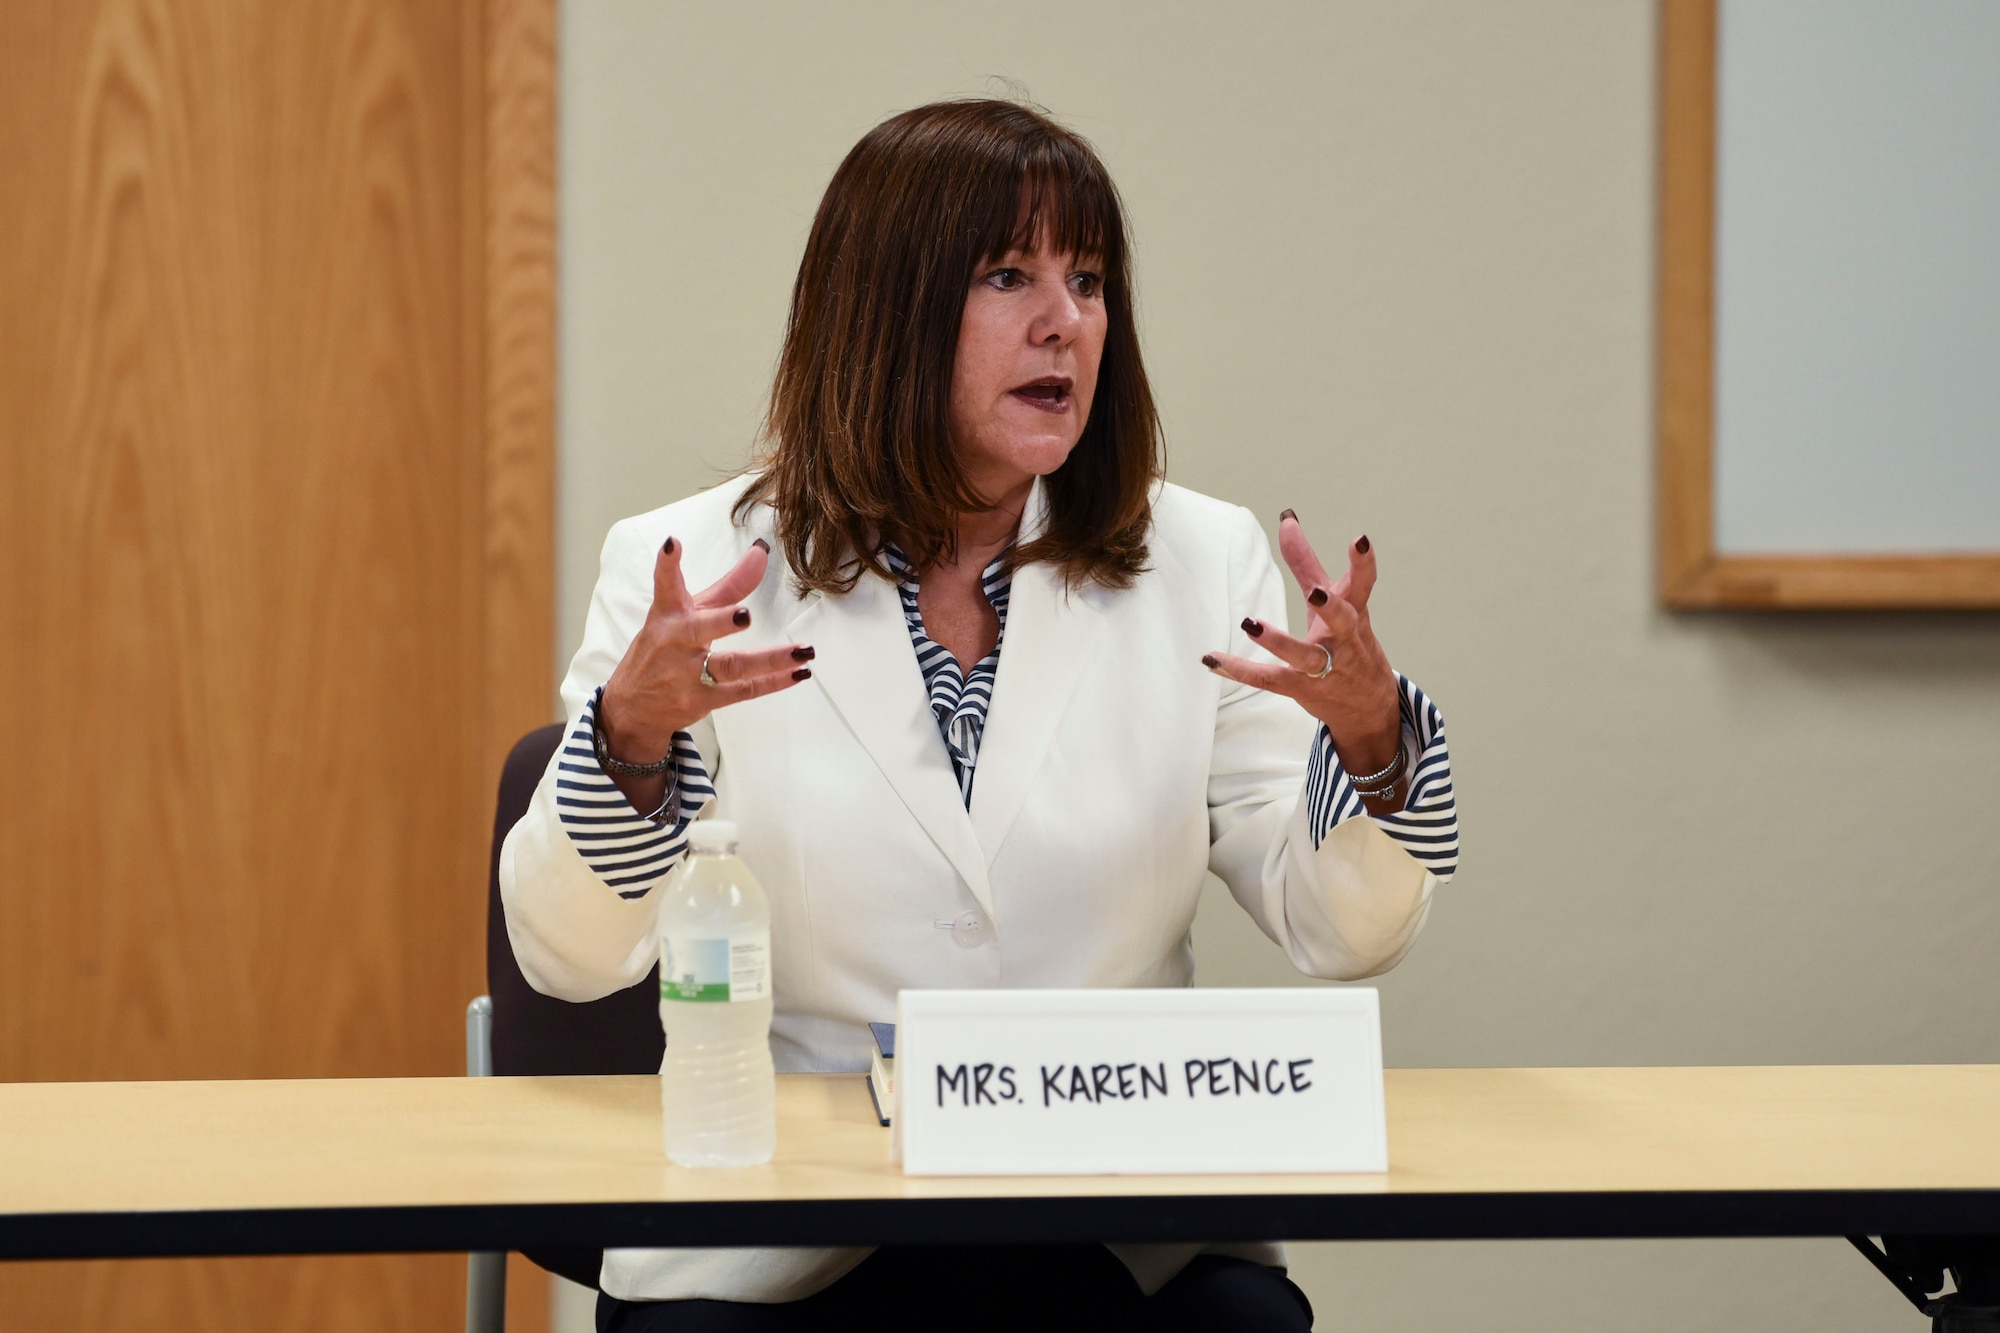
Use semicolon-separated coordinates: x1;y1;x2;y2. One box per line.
735;99;1161;593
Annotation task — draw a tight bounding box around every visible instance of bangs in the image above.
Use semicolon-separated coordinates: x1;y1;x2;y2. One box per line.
976;136;1123;267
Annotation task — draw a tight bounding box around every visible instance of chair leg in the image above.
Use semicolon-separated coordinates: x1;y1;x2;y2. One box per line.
467;1251;508;1333
467;995;495;1078
465;998;505;1330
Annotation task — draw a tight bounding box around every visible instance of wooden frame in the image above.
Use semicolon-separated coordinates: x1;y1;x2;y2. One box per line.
1656;0;2000;610
477;5;559;1324
483;0;558;777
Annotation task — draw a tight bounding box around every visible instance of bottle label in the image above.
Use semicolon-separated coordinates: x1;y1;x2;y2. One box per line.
660;931;770;1003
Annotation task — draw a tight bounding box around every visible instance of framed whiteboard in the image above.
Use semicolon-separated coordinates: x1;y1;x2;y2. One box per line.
1657;0;2000;608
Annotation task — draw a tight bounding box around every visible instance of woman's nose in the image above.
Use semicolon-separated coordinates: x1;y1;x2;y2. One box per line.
1032;288;1084;345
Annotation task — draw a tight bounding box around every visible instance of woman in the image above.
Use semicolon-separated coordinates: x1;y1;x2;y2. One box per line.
503;99;1457;1332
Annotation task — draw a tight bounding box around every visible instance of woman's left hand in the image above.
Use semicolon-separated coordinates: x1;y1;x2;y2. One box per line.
1203;510;1403;778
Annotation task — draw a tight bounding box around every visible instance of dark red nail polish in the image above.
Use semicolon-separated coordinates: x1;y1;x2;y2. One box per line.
791;645;815;661
732;608;751;627
1279;509;1297;523
1241;617;1264;637
1308;588;1329;607
1201;654;1220;669
1356;534;1371;554
753;537;771;553
663;536;676;555
791;667;812;681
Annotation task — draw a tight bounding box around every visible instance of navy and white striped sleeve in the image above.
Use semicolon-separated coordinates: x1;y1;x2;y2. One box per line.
1302;674;1458;880
555;687;714;900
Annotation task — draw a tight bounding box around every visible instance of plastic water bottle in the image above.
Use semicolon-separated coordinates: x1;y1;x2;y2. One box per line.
656;819;776;1166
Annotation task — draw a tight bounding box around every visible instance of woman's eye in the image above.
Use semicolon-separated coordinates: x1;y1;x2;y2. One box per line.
1070;272;1102;298
986;268;1023;290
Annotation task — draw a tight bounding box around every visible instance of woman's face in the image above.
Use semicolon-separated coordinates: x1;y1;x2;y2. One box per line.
948;245;1108;507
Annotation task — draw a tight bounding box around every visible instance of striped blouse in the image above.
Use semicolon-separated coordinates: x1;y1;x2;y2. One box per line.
883;544;1010;805
557;552;1458;896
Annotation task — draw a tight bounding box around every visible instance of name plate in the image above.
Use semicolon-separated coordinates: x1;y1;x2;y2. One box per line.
893;988;1386;1176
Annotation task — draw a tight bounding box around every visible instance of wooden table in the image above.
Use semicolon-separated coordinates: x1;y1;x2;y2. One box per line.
4;1066;2000;1261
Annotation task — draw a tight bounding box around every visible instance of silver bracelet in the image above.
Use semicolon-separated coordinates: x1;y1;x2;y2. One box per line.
639;768;682;826
1348;734;1408;797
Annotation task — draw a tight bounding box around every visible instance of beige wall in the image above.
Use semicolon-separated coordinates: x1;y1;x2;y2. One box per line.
558;3;2000;1328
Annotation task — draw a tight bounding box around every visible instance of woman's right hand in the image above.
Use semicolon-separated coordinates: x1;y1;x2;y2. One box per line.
596;536;814;811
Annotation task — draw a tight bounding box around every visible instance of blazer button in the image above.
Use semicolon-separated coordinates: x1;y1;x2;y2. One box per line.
950;910;991;948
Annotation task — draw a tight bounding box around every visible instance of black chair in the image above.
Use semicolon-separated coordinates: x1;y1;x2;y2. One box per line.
480;722;666;1291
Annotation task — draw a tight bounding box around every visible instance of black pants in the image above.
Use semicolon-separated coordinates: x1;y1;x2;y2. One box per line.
597;1245;1314;1332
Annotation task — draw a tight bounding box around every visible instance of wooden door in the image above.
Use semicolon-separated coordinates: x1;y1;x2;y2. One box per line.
0;0;554;1327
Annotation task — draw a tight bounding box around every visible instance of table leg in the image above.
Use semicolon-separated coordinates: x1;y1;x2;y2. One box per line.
1848;1236;2000;1329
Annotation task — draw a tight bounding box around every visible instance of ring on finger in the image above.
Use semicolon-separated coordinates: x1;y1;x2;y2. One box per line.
699;651;719;688
1306;643;1334;680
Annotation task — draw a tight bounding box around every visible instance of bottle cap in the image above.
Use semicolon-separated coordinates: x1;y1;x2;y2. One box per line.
687;819;738;854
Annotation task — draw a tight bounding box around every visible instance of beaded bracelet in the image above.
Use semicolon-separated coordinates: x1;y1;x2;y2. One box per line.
590;707;674;778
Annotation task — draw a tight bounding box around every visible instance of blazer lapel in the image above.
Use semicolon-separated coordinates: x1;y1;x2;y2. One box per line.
968;495;1108;869
787;573;995;916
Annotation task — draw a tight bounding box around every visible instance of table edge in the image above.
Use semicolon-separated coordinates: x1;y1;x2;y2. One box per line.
9;1189;2000;1261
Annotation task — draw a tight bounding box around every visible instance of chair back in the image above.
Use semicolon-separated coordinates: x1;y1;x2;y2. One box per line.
486;722;664;1288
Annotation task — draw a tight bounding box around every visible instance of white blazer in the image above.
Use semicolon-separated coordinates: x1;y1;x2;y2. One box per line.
501;474;1440;1302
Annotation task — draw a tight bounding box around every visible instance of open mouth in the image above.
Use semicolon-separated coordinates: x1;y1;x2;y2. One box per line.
1010;376;1073;413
